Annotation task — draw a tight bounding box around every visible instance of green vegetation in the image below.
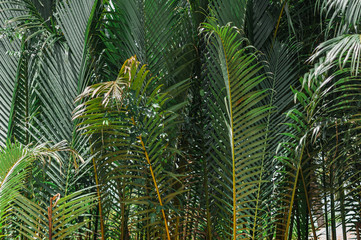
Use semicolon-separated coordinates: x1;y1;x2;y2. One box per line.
0;0;360;239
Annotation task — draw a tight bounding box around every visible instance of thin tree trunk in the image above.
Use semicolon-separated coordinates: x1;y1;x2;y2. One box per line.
322;152;330;240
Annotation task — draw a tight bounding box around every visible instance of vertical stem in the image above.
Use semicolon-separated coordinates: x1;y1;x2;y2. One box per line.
48;194;60;240
288;204;295;240
119;178;126;240
330;175;336;240
330;121;339;240
272;0;287;44
300;167;317;239
138;134;171;240
284;144;305;240
338;177;347;240
131;117;171;240
93;205;99;240
48;197;53;240
322;151;330;240
175;216;179;239
93;157;105;239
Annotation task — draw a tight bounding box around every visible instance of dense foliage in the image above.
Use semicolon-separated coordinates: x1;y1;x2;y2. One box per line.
0;0;361;239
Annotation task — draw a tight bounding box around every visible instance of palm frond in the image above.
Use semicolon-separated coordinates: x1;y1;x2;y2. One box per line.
0;0;60;43
210;0;247;30
317;0;361;35
275;65;361;239
0;142;27;236
103;0;192;90
253;40;302;239
0;141;72;236
0;37;20;146
55;0;95;72
246;0;278;50
74;56;186;239
201;20;271;238
310;34;361;76
13;189;96;239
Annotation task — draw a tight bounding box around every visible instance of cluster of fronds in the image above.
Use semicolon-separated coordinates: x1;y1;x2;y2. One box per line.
0;0;361;239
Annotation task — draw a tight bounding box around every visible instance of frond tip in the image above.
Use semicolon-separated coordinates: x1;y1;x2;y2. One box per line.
74;56;138;111
202;20;271;239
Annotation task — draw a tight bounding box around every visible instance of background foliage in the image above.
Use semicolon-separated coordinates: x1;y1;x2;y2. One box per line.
0;0;361;239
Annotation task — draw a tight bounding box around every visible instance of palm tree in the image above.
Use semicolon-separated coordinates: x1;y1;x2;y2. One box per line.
0;0;361;239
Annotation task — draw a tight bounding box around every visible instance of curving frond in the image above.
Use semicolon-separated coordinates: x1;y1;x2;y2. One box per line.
0;142;27;237
317;0;361;35
310;34;361;76
55;0;95;76
0;141;78;237
0;1;24;146
1;0;361;239
0;0;61;43
102;0;194;94
201;20;271;239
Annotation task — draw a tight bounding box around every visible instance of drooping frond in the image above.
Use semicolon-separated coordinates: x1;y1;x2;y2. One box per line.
102;0;193;91
310;34;361;76
0;141;80;236
317;0;361;35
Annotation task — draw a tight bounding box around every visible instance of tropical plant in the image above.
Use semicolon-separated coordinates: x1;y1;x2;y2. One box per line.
0;0;361;239
0;141;96;239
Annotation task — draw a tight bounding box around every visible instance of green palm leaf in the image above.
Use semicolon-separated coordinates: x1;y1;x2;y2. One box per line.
0;37;20;146
246;0;278;50
103;0;192;91
210;0;248;30
276;65;361;239
74;56;186;239
201;20;271;239
13;189;96;239
0;141;78;237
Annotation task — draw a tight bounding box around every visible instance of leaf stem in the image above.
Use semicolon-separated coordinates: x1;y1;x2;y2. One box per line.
132;117;171;240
